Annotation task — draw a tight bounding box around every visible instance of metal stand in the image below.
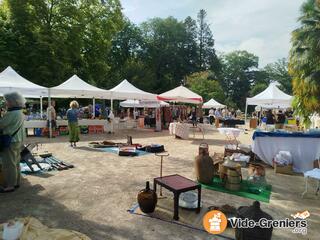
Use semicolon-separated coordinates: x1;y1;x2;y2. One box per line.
155;152;169;196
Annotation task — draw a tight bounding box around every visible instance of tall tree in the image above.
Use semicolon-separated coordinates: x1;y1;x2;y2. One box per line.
289;0;320;126
197;9;219;73
140;17;194;92
264;58;292;94
219;50;259;109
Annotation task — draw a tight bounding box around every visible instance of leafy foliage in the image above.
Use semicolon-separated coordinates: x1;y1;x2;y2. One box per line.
186;71;225;102
289;0;320;125
0;2;294;111
264;58;292;94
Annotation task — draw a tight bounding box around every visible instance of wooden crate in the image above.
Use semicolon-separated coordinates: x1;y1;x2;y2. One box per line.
273;163;293;175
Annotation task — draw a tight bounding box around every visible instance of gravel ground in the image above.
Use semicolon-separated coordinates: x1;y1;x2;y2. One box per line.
0;128;319;240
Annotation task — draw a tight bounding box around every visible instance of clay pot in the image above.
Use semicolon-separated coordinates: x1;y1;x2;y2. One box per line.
195;155;215;184
137;181;157;213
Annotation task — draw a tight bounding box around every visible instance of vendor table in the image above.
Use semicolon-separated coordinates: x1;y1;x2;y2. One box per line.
252;131;320;172
24;119;111;132
154;174;201;220
218;128;243;147
302;168;320;198
219;119;245;128
169;122;205;139
169;122;189;139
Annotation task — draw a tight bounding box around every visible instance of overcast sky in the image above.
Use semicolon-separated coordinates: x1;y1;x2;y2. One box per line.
120;0;305;67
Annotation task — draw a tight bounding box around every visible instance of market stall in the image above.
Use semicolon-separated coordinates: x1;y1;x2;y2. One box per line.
0;66;48;117
36;75;112;137
158;85;202;104
0;66;48;98
245;82;293;123
50;75;111;99
202;98;225;109
120;100;169;129
252;131;320;172
159;85;205;138
109;80;159;130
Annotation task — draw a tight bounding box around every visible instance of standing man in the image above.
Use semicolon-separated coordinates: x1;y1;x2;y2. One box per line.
209;108;215;125
47;100;57;130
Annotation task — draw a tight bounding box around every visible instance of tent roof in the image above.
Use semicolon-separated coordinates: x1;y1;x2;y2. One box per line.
50;75;111;99
0;66;48;98
120;99;169;108
158;85;203;104
246;82;292;106
109;79;157;100
202;98;226;109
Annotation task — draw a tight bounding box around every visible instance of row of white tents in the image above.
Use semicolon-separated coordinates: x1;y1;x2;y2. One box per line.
0;66;293;113
0;66;204;105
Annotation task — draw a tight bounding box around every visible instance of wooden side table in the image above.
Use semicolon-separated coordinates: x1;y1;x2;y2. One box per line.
154;174;201;220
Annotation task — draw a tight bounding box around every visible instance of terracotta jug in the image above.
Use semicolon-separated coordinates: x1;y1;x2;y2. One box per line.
195;143;214;184
137;181;157;213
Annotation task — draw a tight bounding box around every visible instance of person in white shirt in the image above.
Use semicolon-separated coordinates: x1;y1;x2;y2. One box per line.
209;108;215;125
215;109;222;119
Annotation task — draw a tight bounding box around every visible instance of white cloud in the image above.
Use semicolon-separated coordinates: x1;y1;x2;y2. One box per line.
120;0;305;67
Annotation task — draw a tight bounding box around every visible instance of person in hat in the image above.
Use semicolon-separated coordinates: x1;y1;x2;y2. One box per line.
0;92;26;193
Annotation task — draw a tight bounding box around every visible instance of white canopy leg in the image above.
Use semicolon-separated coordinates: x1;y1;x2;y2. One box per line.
48;89;52;138
40;96;43;119
92;98;95;118
244;101;248;128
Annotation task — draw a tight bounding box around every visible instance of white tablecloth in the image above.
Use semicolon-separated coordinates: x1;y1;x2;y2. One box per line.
218;128;243;138
252;136;320;172
169;122;190;139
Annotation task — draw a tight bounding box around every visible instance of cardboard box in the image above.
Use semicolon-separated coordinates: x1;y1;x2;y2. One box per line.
273;163;293;175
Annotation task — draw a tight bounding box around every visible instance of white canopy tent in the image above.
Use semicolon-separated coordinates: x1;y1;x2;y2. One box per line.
158;85;203;104
50;75;111;99
109;79;157;112
109;79;157;102
0;66;48;98
245;82;293;122
108;79;158;132
0;66;48;118
50;74;112;125
120;99;169;108
202;98;226;109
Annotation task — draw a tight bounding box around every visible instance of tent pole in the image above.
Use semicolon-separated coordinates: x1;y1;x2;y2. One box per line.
92;98;95;119
111;98;113;112
244;101;248;127
40;96;43;119
48;89;52;139
111;98;113;133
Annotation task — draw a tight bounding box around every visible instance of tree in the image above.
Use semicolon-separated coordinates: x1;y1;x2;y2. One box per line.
219;50;259;109
140;17;195;92
264;58;292;94
0;0;124;87
197;9;219;73
186;71;225;103
183;16;198;74
289;0;320;126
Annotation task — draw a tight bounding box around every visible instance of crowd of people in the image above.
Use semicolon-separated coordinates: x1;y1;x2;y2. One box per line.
252;108;295;128
208;108;242;125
